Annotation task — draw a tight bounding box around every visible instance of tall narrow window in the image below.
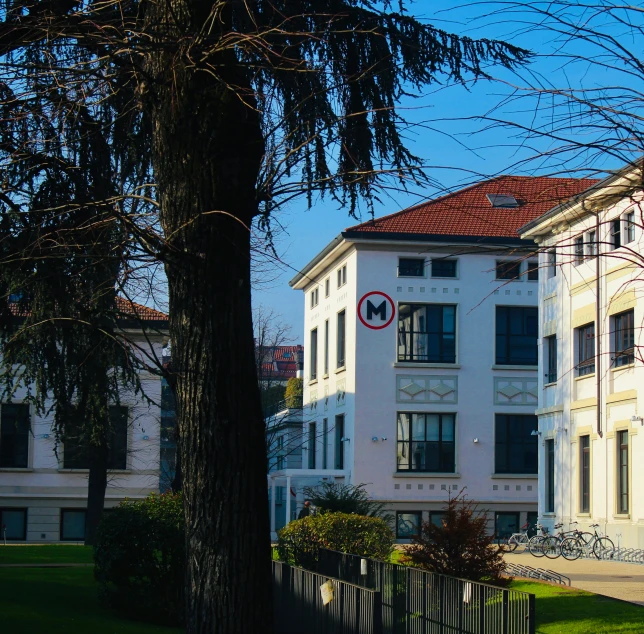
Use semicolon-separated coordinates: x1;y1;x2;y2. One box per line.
574;237;584;265
494;414;538;474
322;418;328;469
308;422;316;469
323;320;329;375
586;230;597;258
612;219;621;249
336;311;346;369
0;404;30;468
576;323;595;376
624;211;635;243
580;435;590;513
398;304;456;363
325;278;330;298
526;261;539;281
545;439;555;513
495;306;538;366
310;288;319;308
548;249;557;277
337;265;347;288
617;430;629;514
396;413;456;473
334;415;345;469
310;328;318;380
546;336;557;383
613;310;634;367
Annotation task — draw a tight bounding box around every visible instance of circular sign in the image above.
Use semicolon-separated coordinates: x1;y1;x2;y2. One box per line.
357;291;395;330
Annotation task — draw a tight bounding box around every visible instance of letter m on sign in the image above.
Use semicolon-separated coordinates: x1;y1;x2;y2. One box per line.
367;300;387;321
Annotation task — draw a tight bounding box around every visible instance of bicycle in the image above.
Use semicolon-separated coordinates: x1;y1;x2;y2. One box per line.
561;523;614;560
506;522;532;553
543;521;589;560
528;523;552;558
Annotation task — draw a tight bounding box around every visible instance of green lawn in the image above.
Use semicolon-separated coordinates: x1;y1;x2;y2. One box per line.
0;544;93;565
511;581;644;634
0;567;183;634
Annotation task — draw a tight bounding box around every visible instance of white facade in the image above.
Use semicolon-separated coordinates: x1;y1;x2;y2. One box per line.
0;330;165;542
520;168;644;548
289;233;542;539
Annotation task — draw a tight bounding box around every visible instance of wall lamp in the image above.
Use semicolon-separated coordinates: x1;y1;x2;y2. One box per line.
340;437;351;443
631;415;643;425
531;430;542;437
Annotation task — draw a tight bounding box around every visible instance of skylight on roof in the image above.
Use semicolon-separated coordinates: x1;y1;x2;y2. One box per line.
486;194;519;208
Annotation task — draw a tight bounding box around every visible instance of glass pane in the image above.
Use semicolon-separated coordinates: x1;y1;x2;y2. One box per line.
443;306;455;332
61;510;86;541
397;414;410;442
442;415;455;441
411;415;425;441
397;513;420;538
426;415;439;441
397;442;409;470
1;509;26;540
411;442;426;470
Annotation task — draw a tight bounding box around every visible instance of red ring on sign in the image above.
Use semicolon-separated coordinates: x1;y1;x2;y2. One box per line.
357;291;395;330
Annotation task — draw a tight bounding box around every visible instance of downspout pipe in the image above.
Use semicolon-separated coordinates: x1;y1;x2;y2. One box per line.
595;211;603;438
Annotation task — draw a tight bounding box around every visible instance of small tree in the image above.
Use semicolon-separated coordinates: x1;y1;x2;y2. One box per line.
284;378;303;409
403;490;508;586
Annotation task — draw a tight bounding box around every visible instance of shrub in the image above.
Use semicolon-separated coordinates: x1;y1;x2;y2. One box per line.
284;377;303;408
402;490;508;586
277;512;394;569
94;493;185;625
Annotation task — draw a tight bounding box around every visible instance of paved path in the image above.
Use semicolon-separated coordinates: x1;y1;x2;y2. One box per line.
505;552;644;606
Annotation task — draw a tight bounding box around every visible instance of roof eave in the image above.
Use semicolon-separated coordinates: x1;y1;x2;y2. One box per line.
289;234;347;289
341;230;530;247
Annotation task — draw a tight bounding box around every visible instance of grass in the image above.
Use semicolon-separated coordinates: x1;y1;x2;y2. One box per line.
0;567;183;634
511;581;644;634
0;544;94;565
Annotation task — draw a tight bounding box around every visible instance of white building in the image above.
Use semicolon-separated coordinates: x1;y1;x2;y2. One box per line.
0;301;167;542
280;176;593;541
519;165;644;548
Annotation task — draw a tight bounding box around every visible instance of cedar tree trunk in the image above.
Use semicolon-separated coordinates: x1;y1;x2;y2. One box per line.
85;438;108;545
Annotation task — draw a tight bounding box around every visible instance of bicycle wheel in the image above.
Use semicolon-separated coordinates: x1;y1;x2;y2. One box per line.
506;536;519;552
593;537;615;559
543;536;561;559
529;535;546;558
561;537;582;561
576;532;593;547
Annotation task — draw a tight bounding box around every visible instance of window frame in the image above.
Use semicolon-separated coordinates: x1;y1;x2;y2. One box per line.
526;261;539;282
323;319;329;376
310;288;319;309
494;414;538;475
545;438;555;513
60;509;87;542
611;218;621;250
0;403;30;469
337;265;347;289
612;310;634;368
495;306;538;366
334;414;345;469
548;249;557;277
580;435;590;513
586;230;597;258
324;277;330;298
336;310;346;369
574;236;584;265
396;511;422;539
398;257;425;278
322;418;328;469
495;260;521;281
624;211;636;244
307;422;316;469
545;335;557;384
617;430;629;514
310;328;318;381
0;507;27;541
397;303;457;364
576;322;595;376
430;259;458;279
396;412;456;473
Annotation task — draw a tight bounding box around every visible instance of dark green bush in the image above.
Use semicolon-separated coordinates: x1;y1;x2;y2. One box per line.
94;493;185;625
277;512;394;569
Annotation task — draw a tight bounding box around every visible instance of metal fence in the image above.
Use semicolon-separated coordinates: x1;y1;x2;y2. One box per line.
273;560;382;634
317;549;535;634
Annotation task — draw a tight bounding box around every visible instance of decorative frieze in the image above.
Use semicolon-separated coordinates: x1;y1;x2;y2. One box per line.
309;390;318;413
336;379;346;407
494;377;538;406
396;375;458;404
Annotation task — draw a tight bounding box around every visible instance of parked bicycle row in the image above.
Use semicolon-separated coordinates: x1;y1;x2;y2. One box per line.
505;521;614;561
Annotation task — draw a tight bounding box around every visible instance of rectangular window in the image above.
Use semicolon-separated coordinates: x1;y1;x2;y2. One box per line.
334;415;344;469
398;257;425;277
64;406;128;470
586;230;597;258
431;259;457;278
580;435;590;513
429;511;447;527
308;422;316;469
0;508;27;541
526;261;538;281
0;404;30;468
624;211;635;243
576;323;595;376
611;219;621;249
396;511;421;539
60;509;86;541
613;310;634;367
495;306;538;366
396;412;455;473
336;311;346;369
322;418;328;469
495;512;520;541
325;278;330;298
617;430;629;514
323;320;329;376
496;260;521;280
494;414;538;474
397;304;456;363
548;249;557;277
310;288;319;308
337;265;347;288
276;436;284;471
546;335;557;383
310;328;318;380
545;439;555;513
574;237;584;265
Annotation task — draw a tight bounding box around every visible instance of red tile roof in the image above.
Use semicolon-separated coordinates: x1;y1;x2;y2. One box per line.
345;176;599;239
258;344;303;380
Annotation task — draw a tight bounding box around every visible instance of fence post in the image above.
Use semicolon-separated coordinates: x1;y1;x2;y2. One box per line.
478;584;485;634
439;575;445;634
528;592;536;634
502;589;509;634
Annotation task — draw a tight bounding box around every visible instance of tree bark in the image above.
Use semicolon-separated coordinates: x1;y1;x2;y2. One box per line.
85;439;108;546
144;3;272;631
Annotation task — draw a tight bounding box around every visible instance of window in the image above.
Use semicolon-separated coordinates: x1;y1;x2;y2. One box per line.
397;304;456;363
431;259;457;278
310;288;319;308
337;265;347;288
334;414;344;469
574;237;584;265
495;306;538;366
526;261;538;281
308;422;316;469
323;320;329;376
494;414;538;474
64;406;128;470
611;219;621;249
495;512;520;541
548;249;557;277
0;508;27;541
586;230;597;258
310;328;318;380
496;260;521;280
396;412;455;473
545;439;555;513
429;511;447;527
398;257;425;277
396;511;421;539
60;509;86;541
545;335;557;383
624;211;635;244
613;310;634;367
580;435;590;513
276;436;284;470
336;311;346;369
0;404;30;468
325;277;330;298
617;430;629;514
322;418;328;469
576;323;595;376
